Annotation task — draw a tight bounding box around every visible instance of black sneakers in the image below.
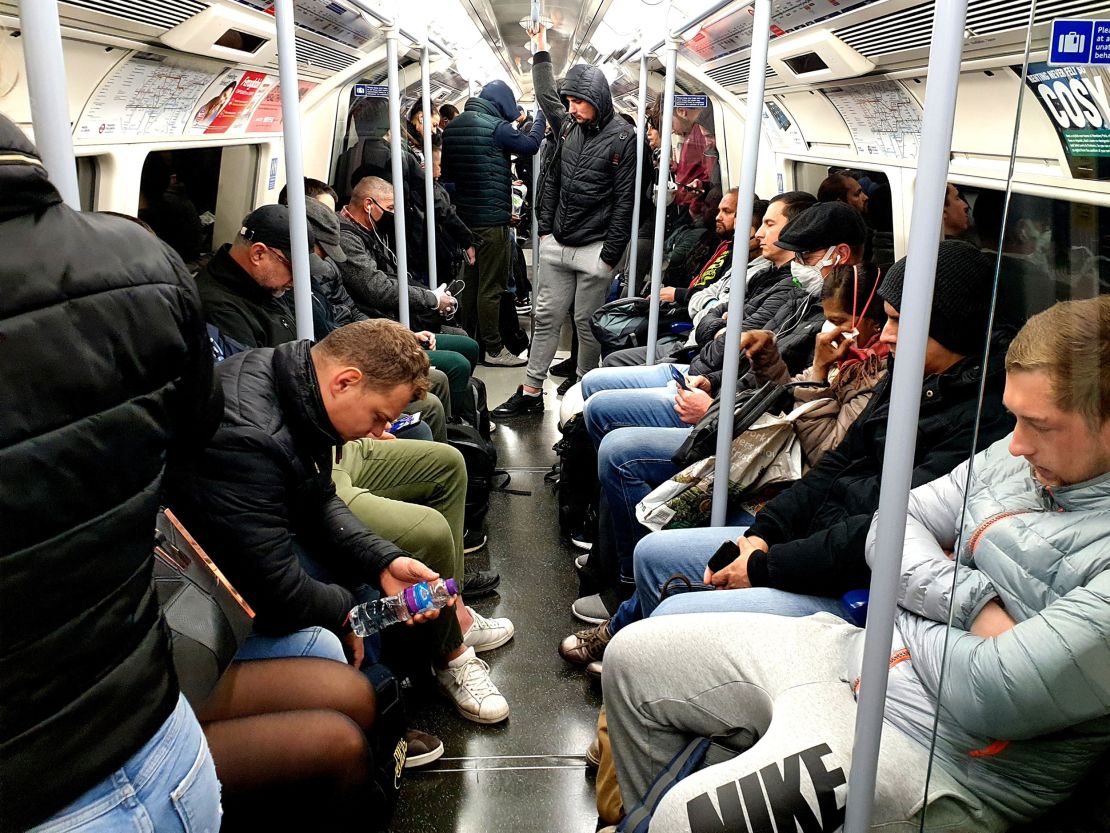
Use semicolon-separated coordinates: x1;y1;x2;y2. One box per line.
549;357;576;378
492;386;544;417
556;376;576;397
462;566;501;599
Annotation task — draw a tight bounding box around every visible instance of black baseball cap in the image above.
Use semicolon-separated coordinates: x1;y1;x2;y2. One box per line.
239;204;315;258
776;201;867;253
304;199;347;263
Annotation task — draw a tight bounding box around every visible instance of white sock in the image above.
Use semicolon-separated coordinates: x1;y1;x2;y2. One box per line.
446;646;476;669
523;389;540;397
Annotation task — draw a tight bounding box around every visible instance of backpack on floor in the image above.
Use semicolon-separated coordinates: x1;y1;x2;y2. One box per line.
360;658;409;832
456;376;491;440
446;423;499;532
550;412;598;538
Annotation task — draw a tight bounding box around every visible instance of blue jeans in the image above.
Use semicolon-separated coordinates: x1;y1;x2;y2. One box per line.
235;626;348;663
582;365;690;446
29;694;220;833
653;586;850;620
598;427;689;585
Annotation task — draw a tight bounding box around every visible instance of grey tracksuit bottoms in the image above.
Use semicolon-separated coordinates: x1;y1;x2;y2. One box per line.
525;236;615;389
603;612;1005;833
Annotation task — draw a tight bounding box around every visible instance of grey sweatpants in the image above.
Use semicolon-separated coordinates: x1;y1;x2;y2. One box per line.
525;236;616;388
604;613;1005;833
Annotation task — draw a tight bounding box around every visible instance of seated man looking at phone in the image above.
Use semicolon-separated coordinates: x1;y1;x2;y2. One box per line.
604;296;1110;833
563;241;1016;665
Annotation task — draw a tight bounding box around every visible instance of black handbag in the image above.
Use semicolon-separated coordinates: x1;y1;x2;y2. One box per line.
152;509;254;707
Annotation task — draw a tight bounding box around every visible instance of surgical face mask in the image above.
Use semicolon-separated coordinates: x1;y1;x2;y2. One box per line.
790;247;839;294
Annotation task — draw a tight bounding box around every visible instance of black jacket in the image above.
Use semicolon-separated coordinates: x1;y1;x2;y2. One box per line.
532;52;638;265
195;244;297;348
0;115;218;831
165;341;403;635
743;334;1016;596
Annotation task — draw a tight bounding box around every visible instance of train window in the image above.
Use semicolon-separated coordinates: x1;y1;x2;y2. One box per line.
920;35;1108;832
139;146;256;269
75;156;97;213
332;88;391;207
792;161;894;266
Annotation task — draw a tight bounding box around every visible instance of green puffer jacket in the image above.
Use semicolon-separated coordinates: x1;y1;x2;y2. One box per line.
441;97;513;227
868;436;1110;825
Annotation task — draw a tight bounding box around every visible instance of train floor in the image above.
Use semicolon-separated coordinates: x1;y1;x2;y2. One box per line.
391;344;604;833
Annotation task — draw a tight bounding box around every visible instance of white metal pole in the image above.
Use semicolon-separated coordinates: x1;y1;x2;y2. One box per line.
709;0;771;526
274;0;314;341
420;39;438;290
843;0;969;828
18;0;80;209
626;43;650;298
386;25;411;329
645;31;678;365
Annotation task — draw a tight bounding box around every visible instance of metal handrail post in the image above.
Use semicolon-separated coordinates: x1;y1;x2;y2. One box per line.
626;42;649;298
843;0;969;827
274;0;314;341
645;29;678;365
19;0;80;209
420;39;438;290
708;0;771;526
385;24;411;328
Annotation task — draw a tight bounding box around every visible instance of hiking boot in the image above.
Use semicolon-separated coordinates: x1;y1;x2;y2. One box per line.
463;528;487;553
492;387;544;417
556;375;576;397
481;349;527;368
436;647;509;724
403;729;444;769
462;565;500;599
549;356;576;378
559;620;611;665
463;606;515;652
585;737;601;769
571;593;612;624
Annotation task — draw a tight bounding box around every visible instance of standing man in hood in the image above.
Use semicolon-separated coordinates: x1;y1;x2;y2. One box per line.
442;80;546;366
493;25;639;417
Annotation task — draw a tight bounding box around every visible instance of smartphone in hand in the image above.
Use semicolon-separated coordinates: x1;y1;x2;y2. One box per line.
388;412;421;433
669;364;690;391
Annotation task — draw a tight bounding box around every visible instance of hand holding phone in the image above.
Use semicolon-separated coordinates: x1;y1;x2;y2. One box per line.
388;412;421;434
669;364;690;390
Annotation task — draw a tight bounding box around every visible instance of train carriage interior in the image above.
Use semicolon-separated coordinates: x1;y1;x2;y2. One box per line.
1;0;1108;831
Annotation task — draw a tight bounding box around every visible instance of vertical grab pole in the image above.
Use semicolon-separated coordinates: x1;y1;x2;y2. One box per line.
645;26;678;365
386;24;411;328
420;36;438;290
842;0;968;827
529;0;543;340
709;0;771;526
626;40;650;298
19;0;80;209
274;0;314;342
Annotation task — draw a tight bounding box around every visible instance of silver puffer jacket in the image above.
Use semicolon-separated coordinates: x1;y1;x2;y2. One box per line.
866;435;1110;825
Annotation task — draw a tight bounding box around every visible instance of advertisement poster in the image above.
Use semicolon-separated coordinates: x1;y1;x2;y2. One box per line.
1022;61;1110;180
246;79;318;133
761;100;807;151
189;69;270;135
76;53;223;140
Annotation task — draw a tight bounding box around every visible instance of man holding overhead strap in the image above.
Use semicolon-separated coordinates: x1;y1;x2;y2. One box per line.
492;24;639;417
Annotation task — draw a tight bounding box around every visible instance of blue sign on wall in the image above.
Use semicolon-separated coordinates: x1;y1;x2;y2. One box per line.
673;94;709;108
1049;19;1110;65
353;84;390;98
268;157;278;191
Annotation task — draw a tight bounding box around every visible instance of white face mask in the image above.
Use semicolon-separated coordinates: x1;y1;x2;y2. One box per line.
790;246;839;293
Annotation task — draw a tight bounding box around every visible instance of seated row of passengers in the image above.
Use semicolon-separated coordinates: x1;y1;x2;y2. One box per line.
548;186;1109;830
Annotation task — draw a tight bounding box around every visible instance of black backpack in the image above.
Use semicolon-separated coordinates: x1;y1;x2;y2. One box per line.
550;413;599;538
359;660;409;832
446;423;499;533
456;376;492;440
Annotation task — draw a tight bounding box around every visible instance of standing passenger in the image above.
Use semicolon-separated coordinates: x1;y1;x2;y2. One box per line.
493;25;639;416
441;81;545;365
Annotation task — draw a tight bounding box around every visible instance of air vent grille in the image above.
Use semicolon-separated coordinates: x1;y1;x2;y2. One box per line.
288;36;359;73
60;0;206;30
706;63;774;88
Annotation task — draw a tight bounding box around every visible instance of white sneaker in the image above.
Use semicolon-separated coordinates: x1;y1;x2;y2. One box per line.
437;646;510;724
463;606;515;652
574;553;589;572
571;593;611;624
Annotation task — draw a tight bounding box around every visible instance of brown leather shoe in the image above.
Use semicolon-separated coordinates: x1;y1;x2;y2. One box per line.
558;620;611;665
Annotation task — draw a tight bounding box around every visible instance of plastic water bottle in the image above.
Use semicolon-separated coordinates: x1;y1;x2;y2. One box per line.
348;578;459;637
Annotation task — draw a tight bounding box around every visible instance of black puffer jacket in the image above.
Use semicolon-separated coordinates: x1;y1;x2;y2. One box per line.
743;334;1016;596
0;115;218;831
532;52;637;265
165;340;402;635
